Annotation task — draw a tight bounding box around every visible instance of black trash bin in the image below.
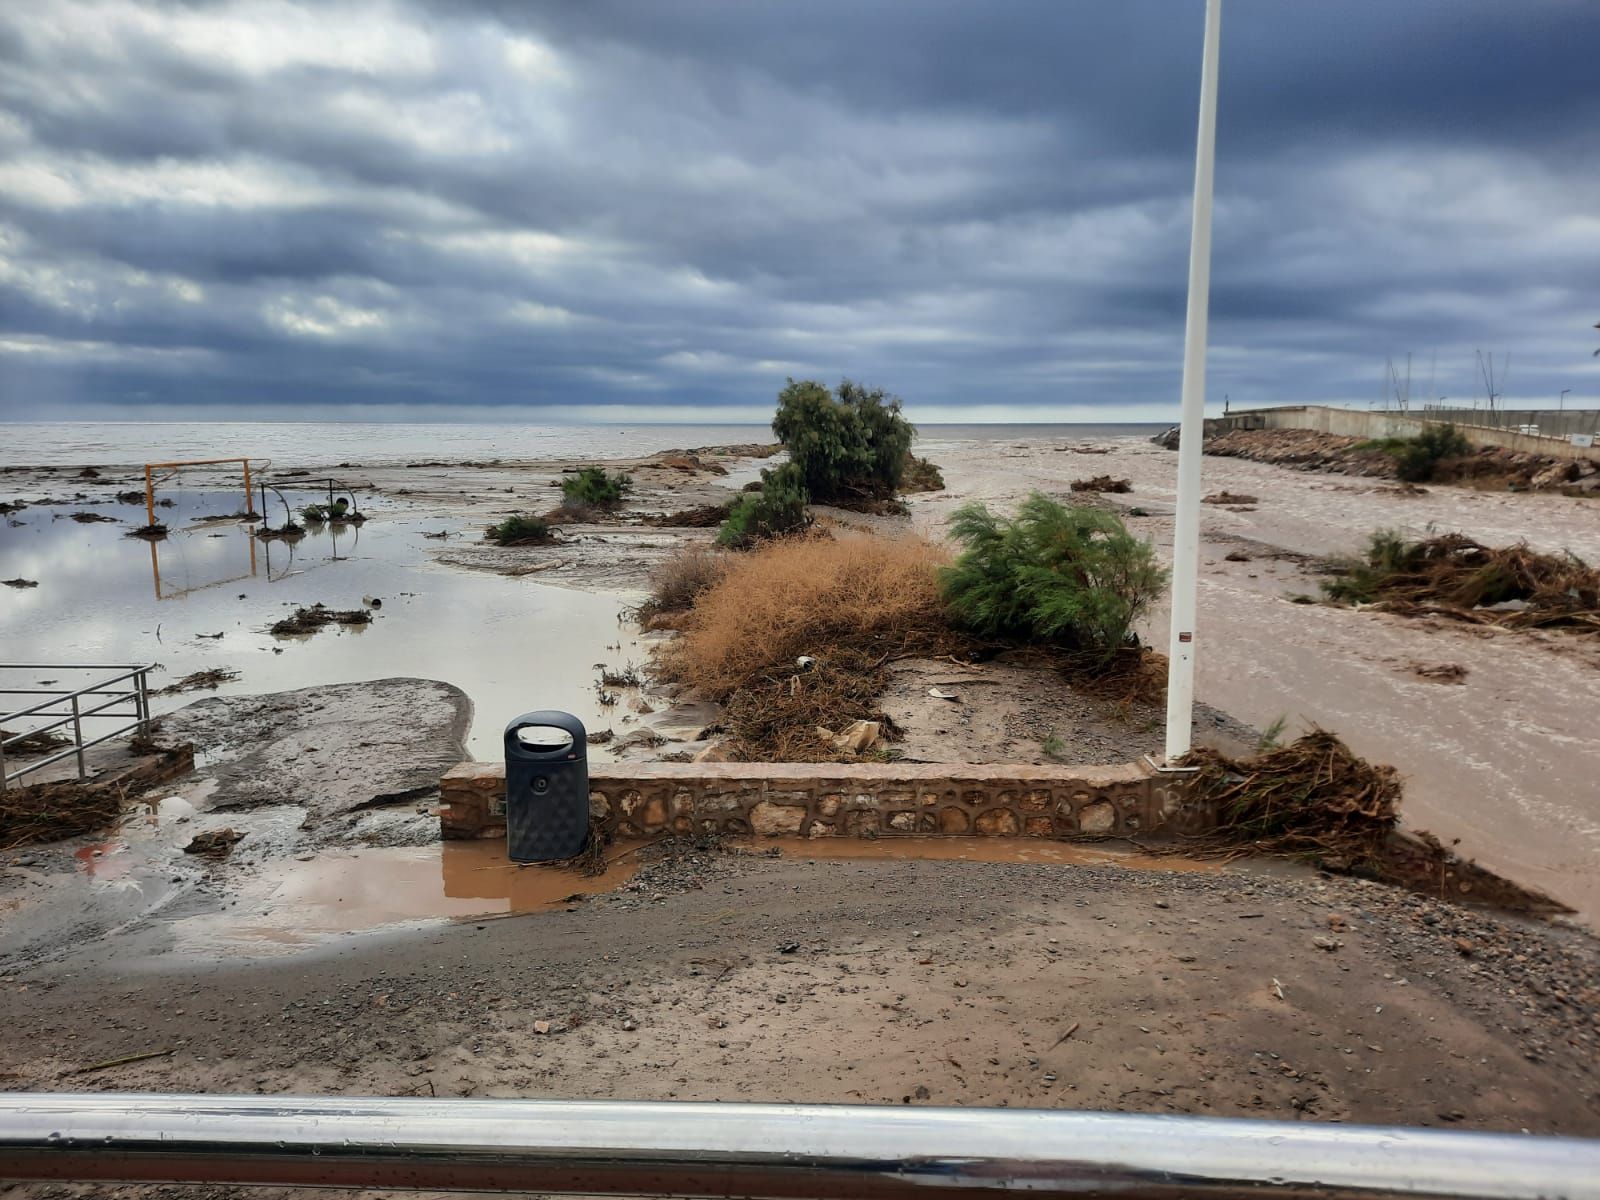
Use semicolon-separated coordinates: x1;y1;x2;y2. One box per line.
504;711;589;864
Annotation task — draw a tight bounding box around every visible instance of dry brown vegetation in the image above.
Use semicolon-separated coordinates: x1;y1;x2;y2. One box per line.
1183;729;1401;868
269;605;373;636
1;780;123;850
664;532;952;696
1181;728;1569;912
1324;532;1600;635
638;544;729;624
1069;475;1132;493
659;533;961;759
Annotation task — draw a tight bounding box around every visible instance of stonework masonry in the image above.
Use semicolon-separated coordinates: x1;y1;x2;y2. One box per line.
439;761;1208;842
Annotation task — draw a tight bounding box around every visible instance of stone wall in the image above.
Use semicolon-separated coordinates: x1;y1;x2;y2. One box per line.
1205;404;1600;463
440;761;1209;842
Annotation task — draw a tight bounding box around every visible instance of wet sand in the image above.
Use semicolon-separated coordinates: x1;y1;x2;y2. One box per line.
910;437;1600;923
2;849;1596;1193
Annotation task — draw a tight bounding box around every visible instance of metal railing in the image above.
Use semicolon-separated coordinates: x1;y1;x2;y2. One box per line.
0;664;154;791
1;1094;1597;1198
1418;404;1600;442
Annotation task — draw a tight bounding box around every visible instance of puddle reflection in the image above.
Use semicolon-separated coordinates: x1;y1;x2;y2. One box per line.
0;492;644;757
171;840;642;951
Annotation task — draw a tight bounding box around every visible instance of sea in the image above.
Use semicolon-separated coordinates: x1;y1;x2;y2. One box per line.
0;421;1165;468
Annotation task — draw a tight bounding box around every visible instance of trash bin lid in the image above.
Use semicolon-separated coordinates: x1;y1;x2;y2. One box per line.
515;724;575;752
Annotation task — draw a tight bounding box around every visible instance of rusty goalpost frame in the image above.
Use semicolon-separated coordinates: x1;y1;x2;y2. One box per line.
141;457;256;529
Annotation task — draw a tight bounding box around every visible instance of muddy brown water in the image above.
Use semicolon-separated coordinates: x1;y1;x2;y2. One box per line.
913;437;1600;924
157;837;1220;955
166;841;645;952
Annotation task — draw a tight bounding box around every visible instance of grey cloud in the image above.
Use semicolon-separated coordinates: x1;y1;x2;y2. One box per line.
1;0;1597;421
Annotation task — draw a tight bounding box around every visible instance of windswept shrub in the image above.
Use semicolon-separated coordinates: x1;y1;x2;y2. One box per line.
772;378;914;500
941;493;1166;664
485;514;553;545
1396;423;1472;482
717;462;810;548
561;467;633;508
901;454;945;493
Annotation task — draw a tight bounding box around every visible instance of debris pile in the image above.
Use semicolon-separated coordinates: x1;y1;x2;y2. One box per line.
269;605;374;636
1;780;122;850
1069;475;1132;493
642;504;731;528
1182;728;1570;912
1183;729;1400;868
1323;532;1600;636
0;727;70;754
155;668;241;696
184;828;245;857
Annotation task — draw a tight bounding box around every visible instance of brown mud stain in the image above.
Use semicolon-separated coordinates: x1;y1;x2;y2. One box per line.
741;835;1221;873
170;835;1220;955
172;840;643;951
72;840;132;881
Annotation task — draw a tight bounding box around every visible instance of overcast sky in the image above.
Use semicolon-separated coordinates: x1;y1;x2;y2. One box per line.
2;0;1597;424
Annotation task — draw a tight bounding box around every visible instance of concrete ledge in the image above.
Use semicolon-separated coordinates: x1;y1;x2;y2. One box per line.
440;761;1207;842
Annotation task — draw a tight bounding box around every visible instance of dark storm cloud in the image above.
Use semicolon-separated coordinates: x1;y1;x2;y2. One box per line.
1;0;1597;421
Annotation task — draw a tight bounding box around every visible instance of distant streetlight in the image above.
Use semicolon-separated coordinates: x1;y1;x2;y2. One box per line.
1560;389;1571;412
1164;0;1223;763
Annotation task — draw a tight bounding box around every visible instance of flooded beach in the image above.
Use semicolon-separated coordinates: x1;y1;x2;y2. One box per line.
1;489;645;758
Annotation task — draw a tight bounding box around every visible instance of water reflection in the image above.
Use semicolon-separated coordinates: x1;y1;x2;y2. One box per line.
167;840;641;952
150;525;258;600
0;493;645;757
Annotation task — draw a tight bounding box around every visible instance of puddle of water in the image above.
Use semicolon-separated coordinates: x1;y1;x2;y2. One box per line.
169;840;642;952
748;836;1221;873
0;491;644;757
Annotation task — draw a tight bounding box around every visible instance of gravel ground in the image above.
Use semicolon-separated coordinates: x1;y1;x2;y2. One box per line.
2;848;1596;1200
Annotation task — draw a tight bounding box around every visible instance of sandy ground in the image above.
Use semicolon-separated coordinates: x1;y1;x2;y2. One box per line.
907;437;1600;924
1;848;1598;1200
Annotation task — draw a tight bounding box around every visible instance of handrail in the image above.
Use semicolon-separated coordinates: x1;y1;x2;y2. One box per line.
0;669;148;724
0;1094;1597;1199
0;665;154;790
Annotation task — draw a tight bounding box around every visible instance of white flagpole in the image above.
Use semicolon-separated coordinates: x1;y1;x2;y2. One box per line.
1164;0;1223;762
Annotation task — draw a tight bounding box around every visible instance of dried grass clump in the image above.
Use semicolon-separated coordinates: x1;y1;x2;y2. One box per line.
658;532;962;761
1183;729;1400;867
639;544;730;622
1324;531;1600;635
663;532;953;697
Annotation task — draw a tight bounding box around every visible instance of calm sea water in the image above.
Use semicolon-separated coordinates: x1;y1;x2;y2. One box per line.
0;421;1163;468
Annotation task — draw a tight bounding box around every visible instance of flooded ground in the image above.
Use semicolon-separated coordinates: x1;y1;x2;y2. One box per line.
166;840;645;954
174;835;1219;954
911;437;1600;923
0;487;646;759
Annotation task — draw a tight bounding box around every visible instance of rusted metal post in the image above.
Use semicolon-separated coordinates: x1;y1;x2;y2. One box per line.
242;458;253;517
143;464;156;530
70;694;85;780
